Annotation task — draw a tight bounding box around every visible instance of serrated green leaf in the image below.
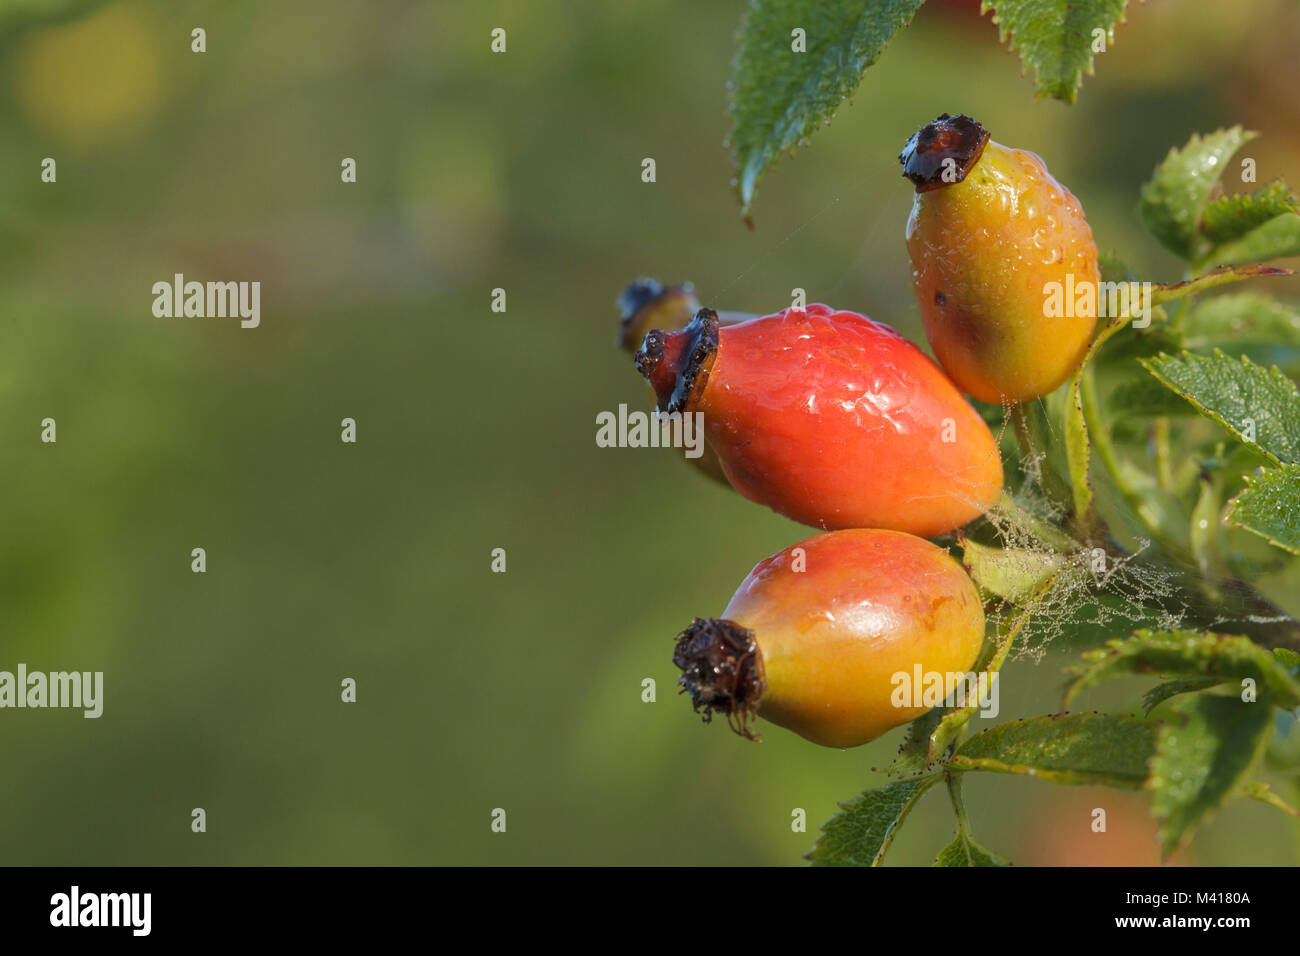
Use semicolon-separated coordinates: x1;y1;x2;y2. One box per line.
981;0;1128;102
1139;128;1255;260
1148;693;1273;858
950;713;1155;787
1182;292;1300;349
1143;677;1227;716
1139;350;1300;466
1202;212;1300;270
730;0;926;216
1064;630;1300;710
1276;647;1300;675
933;833;1010;866
807;776;939;866
1225;463;1300;555
1202;181;1299;245
961;537;1063;604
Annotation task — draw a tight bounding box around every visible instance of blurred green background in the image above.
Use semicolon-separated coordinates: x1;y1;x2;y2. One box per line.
1;0;1298;865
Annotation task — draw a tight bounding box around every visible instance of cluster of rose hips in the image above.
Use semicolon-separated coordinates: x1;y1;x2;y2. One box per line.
617;115;1100;748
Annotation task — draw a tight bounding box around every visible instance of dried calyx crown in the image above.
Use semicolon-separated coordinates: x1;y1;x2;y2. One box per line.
634;307;720;414
672;617;765;741
899;113;990;193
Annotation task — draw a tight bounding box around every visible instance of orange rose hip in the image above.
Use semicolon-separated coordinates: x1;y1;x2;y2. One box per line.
672;529;986;748
901;113;1100;403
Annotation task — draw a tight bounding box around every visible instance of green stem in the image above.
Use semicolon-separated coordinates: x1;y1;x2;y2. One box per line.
1154;417;1174;493
1241;781;1300;818
1009;402;1034;459
1080;363;1184;560
945;771;972;838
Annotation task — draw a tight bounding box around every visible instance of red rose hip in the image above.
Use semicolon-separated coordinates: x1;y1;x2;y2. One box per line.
636;304;1003;537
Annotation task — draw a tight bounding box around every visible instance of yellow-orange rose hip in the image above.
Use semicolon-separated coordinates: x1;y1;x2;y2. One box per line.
672;529;986;748
901;114;1100;403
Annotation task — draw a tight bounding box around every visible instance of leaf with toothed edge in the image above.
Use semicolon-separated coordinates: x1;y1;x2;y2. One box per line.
1202;212;1300;270
1148;693;1273;859
933;832;1010;866
1198;178;1300;268
1201;181;1299;246
949;713;1156;788
981;0;1129;102
1064;630;1300;710
1226;464;1300;556
1139;350;1300;466
1139;127;1255;260
729;0;926;218
807;776;940;866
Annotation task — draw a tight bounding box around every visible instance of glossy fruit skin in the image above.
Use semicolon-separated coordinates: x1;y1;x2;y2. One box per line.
903;117;1099;403
676;529;986;748
637;304;1003;538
